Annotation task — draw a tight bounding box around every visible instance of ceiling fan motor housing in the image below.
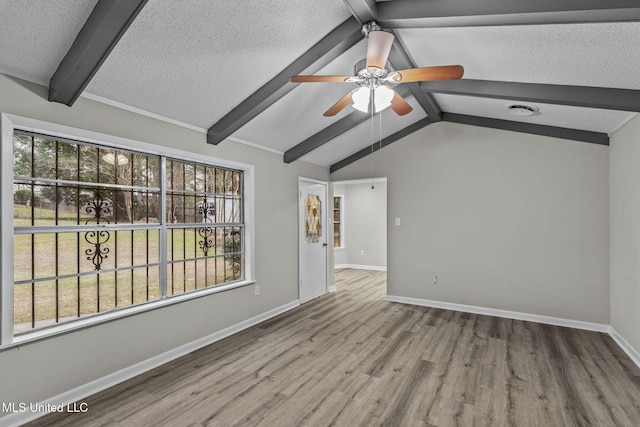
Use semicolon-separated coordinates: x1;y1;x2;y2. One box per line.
361;21;383;37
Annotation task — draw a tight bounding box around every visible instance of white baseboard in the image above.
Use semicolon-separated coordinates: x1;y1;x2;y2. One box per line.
609;326;640;368
335;264;387;272
386;295;640;370
328;286;337;292
385;295;609;332
1;300;300;427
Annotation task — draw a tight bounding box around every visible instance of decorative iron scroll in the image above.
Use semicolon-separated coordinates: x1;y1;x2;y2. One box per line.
198;196;215;255
84;199;111;271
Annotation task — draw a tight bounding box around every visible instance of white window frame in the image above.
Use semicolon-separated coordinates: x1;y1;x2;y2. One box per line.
0;113;255;348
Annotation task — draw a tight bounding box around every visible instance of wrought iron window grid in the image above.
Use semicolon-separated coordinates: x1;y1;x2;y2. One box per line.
15;129;153;159
164;251;243;265
14;224;161;234
13;262;161;286
165;189;242;197
13;176;161;193
165;158;244;296
166;222;244;229
12;131;245;334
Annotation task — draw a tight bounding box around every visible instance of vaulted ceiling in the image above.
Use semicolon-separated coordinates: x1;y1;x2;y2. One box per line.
1;0;639;171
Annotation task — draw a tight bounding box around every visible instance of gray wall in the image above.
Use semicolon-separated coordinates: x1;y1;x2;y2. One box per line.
332;121;610;324
610;114;640;353
0;74;328;409
333;181;387;269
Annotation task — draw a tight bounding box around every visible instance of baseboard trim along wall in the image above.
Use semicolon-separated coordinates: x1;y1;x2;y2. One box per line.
385;295;609;332
334;264;387;271
1;300;300;427
609;327;640;369
386;294;640;370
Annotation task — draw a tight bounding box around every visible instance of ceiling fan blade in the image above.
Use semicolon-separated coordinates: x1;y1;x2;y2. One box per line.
290;75;354;83
392;65;464;83
366;31;395;69
389;89;413;116
324;90;356;117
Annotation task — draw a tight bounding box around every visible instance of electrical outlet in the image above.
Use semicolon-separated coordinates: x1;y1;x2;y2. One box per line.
254;285;260;295
433;276;438;284
395;218;401;226
360;250;364;256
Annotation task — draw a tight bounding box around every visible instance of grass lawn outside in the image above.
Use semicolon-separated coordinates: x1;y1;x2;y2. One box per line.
13;205;240;334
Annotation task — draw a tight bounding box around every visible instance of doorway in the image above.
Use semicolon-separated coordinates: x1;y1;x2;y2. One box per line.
298;177;329;303
332;178;387;272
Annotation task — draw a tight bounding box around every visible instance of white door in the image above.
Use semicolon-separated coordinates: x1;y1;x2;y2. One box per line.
299;178;328;303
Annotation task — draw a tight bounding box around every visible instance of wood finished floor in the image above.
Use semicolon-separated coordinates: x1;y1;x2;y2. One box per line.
30;269;640;427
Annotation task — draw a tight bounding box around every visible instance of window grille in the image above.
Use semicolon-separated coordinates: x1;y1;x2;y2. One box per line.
12;130;244;335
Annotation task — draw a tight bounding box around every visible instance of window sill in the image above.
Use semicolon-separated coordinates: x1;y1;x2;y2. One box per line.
1;279;255;351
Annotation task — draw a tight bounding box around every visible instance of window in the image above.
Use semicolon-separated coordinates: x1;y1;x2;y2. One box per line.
165;159;243;295
7;128;249;338
333;195;343;248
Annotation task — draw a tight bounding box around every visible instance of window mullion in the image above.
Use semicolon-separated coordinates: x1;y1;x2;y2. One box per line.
159;156;168;299
0;115;15;345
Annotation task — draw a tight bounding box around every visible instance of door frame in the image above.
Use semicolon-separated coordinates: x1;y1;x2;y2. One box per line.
298;177;330;302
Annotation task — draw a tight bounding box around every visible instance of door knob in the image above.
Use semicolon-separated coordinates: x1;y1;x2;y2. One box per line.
322;243;328;247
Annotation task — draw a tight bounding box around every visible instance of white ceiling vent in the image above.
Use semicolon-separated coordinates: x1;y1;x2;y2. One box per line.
507;104;539;116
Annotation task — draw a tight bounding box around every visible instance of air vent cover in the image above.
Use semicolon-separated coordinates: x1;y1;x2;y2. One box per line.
507;104;538;116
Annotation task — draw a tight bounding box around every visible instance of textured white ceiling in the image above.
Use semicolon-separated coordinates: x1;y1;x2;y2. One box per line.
434;94;636;135
85;0;352;129
397;23;640;89
0;0;98;85
1;2;638;168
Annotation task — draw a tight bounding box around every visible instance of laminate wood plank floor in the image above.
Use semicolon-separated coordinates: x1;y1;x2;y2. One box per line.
29;269;640;426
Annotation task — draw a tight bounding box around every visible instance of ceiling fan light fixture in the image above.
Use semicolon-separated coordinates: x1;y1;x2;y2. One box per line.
352;86;394;114
352;87;370;113
374;85;394;113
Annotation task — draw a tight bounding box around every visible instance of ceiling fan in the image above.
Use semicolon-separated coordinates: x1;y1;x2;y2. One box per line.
290;22;464;117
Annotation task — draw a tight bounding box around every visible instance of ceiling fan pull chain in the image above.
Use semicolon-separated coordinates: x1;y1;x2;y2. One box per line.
379;106;383;152
371;100;375;189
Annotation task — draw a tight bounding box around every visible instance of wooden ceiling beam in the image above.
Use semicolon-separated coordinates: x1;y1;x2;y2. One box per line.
442;113;609;145
49;0;148;106
377;0;640;28
207;17;363;145
421;79;640;112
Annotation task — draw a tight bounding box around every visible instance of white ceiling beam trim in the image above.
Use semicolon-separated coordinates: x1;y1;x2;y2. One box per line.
420;79;640;113
330;117;433;173
207;17;362;145
377;0;640;29
443;113;609;145
342;0;377;24
48;0;149;106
